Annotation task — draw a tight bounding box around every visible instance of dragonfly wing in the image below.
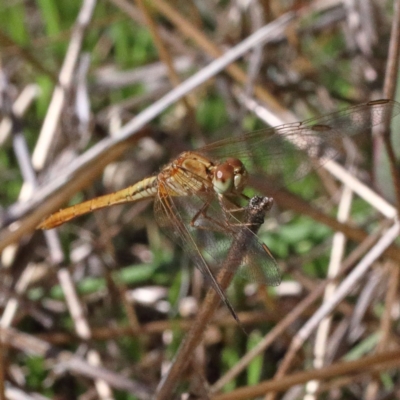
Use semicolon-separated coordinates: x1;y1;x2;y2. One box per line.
154;179;245;322
180;193;281;286
154;180;223;279
198;100;400;190
234;236;281;286
154;169;281;286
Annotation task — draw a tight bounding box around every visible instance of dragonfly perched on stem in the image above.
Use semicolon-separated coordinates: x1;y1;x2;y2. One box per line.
38;99;400;322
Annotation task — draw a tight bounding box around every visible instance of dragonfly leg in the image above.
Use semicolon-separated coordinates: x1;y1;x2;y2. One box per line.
219;192;252;213
189;195;254;232
190;199;213;228
189;199;235;234
190;195;273;232
218;194;274;228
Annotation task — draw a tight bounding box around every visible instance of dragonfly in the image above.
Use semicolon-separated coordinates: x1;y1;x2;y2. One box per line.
38;99;400;321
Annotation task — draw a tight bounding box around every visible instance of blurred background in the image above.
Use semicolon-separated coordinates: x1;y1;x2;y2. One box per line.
1;0;400;399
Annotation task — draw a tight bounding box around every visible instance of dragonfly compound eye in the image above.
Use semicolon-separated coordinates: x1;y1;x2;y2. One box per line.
213;163;235;194
213;158;248;194
226;158;248;192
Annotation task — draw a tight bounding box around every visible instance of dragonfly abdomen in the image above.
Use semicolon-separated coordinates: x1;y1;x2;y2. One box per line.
125;176;158;201
38;176;158;229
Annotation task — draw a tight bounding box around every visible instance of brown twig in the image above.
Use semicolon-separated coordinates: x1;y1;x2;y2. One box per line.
380;0;400;215
150;0;293;120
0;326;152;399
36;310;274;344
0;130;147;252
270;221;399;387
365;262;400;399
135;0;196;111
210;281;326;393
0;31;57;82
212;348;400;400
155;196;273;400
31;0;97;171
251;178;400;263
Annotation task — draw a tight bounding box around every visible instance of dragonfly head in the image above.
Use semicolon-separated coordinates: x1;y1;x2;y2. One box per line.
212;158;248;195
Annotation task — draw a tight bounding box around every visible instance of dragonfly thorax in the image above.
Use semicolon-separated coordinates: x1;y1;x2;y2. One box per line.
212;158;248;195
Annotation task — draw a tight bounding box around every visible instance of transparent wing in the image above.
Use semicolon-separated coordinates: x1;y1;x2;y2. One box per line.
154;168;281;286
154;178;242;320
198;99;400;190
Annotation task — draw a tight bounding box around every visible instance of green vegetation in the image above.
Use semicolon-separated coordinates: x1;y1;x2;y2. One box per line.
1;1;399;399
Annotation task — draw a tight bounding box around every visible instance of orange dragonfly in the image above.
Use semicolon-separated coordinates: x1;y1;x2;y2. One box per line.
39;99;400;319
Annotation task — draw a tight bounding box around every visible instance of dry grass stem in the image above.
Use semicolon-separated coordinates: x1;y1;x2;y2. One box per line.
2;1;400;398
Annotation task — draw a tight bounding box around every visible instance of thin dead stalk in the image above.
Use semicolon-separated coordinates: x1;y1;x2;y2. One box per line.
272;220;399;380
212;348;400;400
155;196;273;400
382;0;400;214
31;0;97;171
